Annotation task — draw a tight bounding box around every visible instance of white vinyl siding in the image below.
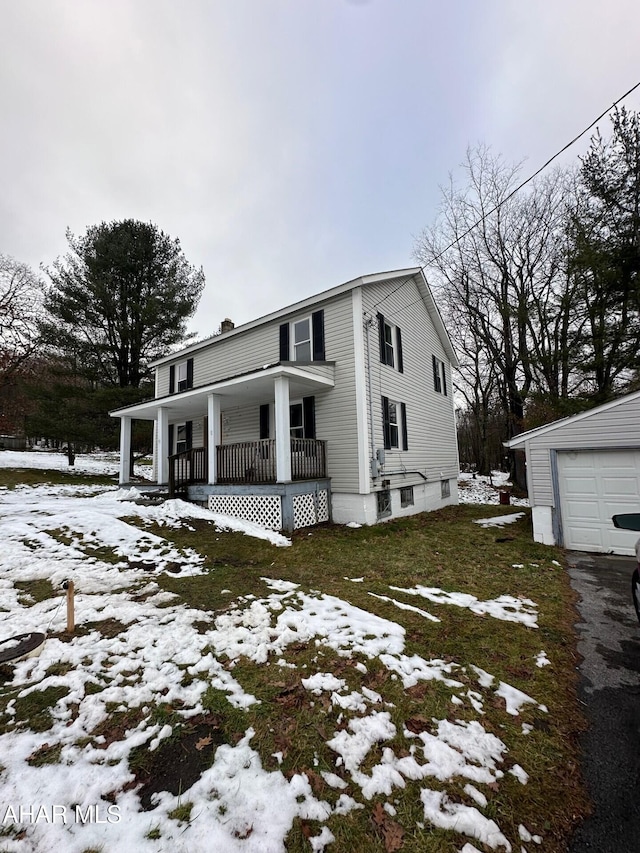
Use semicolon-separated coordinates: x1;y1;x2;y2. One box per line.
222;406;262;444
313;296;359;493
362;278;458;484
157;293;361;494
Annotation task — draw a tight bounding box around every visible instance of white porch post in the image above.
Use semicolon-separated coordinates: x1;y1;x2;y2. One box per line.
207;393;221;484
118;416;132;485
152;420;158;481
157;407;169;485
274;375;292;483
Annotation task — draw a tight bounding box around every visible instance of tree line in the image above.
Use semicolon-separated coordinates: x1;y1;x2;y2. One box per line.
0;220;204;464
414;107;640;483
2;109;639;480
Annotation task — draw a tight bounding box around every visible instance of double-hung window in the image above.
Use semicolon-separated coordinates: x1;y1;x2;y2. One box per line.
289;397;316;439
289;402;305;439
293;318;311;361
432;355;447;395
169;421;192;455
382;396;408;450
177;362;189;392
377;313;404;372
260;398;316;441
169;357;194;394
175;423;188;454
279;310;325;362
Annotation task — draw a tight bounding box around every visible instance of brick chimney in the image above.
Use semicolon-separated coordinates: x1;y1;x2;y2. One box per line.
220;318;234;334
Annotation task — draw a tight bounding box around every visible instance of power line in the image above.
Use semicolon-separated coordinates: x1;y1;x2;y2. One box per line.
373;79;640;315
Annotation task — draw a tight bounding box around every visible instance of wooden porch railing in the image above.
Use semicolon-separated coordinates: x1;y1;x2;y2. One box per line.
216;439;276;484
169;439;327;493
290;438;327;481
168;447;207;496
216;438;327;483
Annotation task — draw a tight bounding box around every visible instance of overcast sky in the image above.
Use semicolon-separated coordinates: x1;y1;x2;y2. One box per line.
2;0;640;340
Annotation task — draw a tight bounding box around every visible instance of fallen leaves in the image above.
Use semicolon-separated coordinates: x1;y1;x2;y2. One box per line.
372;801;405;852
195;734;212;751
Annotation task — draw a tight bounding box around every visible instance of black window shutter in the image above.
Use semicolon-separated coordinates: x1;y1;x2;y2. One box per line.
312;310;325;361
303;396;316;439
432;354;440;392
442;362;447;396
400;402;408;451
377;313;386;364
168;424;174;452
382;396;391;450
186;358;194;389
279;323;290;361
185;421;193;450
259;404;270;439
396;326;404;373
169;365;175;394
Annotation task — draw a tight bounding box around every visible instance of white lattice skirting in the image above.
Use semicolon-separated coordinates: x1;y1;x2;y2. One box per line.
208;494;282;530
292;491;329;528
208;489;329;531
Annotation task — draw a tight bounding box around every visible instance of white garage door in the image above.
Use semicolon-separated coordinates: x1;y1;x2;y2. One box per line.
557;449;640;555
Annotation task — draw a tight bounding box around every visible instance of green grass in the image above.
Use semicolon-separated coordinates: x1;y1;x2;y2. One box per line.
14;579;57;605
0;467;116;489
1;469;588;851
12;686;70;733
140;505;588;851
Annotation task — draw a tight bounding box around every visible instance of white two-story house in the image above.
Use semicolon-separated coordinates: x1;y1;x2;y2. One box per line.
111;268;459;532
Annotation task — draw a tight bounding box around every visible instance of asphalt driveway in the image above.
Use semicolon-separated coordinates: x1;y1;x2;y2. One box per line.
567;551;640;852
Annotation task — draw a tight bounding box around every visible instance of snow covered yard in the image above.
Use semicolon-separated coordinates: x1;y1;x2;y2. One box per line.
0;455;586;852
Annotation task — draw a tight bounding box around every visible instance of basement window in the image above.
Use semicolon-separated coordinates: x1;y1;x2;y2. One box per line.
400;486;414;508
377;489;392;519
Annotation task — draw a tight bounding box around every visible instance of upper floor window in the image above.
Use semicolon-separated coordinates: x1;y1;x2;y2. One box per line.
169;357;193;394
177;362;189;392
377;313;404;373
293;318;311;361
280;310;325;362
432;355;447;395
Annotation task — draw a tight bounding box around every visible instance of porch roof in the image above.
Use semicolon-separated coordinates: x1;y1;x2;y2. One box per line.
109;362;335;422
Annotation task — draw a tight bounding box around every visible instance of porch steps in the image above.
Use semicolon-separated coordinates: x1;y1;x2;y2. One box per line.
133;489;173;504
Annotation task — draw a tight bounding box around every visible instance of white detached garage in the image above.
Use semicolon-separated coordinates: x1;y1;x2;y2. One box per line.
506;390;640;556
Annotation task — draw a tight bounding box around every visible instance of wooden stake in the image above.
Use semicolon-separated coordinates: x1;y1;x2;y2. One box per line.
66;581;75;633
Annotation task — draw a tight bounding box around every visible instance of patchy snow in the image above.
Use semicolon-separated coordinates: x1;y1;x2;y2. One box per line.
389;584;538;628
421;789;512;851
0;452;549;852
0;449;152;479
474;512;525;528
458;470;529;507
368;591;440;622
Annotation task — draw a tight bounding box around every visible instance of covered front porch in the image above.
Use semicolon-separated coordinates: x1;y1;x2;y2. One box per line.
168;438;326;494
110;362;334;532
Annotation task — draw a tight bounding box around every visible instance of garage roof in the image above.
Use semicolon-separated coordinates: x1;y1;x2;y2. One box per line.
506;388;640;448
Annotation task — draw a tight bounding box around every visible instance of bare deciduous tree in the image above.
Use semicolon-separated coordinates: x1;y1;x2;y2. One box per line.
0;254;43;393
414;147;580;481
